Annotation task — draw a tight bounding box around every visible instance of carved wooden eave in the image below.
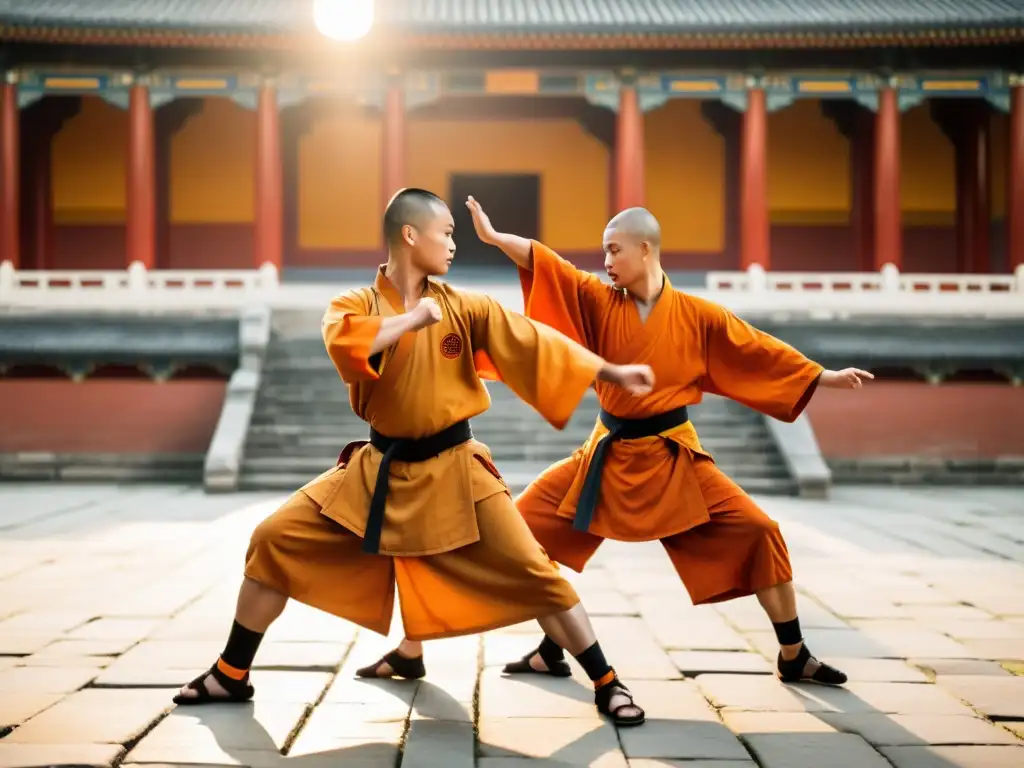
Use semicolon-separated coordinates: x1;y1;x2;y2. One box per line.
1;24;1023;51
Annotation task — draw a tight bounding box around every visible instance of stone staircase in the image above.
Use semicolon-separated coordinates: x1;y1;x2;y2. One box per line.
238;310;796;495
689;395;798;495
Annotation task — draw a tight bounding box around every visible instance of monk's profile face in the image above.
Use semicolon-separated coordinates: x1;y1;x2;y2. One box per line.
602;227;649;290
406;203;457;276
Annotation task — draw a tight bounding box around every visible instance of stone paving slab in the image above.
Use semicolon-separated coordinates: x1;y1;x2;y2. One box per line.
478;756;628;767
2;483;1023;766
910;658;1013;677
401;720;474;768
627;762;757;768
0;743;125;768
0;694;64;729
934;675;1024;719
618;720;749;760
880;745;1024;767
668;651;772;675
817;713;1022;746
0;664;98;693
478;717;623;762
743;732;893;768
6;688;175;744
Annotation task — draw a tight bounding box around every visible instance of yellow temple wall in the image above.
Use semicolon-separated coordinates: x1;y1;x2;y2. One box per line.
47;94;1009;265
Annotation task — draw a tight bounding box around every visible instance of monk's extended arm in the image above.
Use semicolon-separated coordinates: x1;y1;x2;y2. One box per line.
486;231;534;271
700;299;823;422
467;292;613;429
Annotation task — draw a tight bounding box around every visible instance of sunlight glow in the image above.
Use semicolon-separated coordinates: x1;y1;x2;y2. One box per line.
313;0;375;42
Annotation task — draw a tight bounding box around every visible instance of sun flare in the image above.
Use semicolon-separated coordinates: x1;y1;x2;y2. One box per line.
313;0;374;42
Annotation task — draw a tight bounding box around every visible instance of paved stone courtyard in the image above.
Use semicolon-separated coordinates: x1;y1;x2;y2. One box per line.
0;483;1022;767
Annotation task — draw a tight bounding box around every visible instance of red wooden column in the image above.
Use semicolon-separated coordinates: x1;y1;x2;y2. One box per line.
613;83;645;211
740;86;769;269
31;138;53;269
850;107;875;271
962;105;991;273
1009;85;1024;272
873;86;902;270
1;80;19;268
381;79;405;210
126;83;156;269
254;82;283;270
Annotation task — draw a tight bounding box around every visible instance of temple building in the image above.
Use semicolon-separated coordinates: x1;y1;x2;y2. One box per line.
0;0;1022;278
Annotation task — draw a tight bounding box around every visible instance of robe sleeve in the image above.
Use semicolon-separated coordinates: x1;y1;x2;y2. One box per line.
518;240;606;349
701;301;824;422
321;289;382;383
464;292;605;430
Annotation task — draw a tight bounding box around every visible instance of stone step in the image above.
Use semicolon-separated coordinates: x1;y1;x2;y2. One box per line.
242;327;796;496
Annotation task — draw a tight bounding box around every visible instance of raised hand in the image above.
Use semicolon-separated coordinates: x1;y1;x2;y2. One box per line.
466;196;498;245
820;368;874;389
409;297;442;330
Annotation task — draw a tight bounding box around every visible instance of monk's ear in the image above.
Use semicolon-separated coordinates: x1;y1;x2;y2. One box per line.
402;224;416;247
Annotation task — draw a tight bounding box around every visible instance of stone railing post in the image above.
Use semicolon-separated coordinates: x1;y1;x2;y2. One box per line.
747;262;768;292
127;261;149;293
258;261;280;290
0;260;14;303
880;262;901;292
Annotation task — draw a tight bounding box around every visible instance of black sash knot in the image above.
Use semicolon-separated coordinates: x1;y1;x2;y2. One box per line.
363;420;473;554
573;406;690;533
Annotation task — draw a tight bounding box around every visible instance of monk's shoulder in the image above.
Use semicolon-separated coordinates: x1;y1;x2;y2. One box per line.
326;286;375;315
670;290;724;321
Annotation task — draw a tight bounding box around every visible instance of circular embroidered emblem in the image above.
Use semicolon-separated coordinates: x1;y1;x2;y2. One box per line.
440;333;463;359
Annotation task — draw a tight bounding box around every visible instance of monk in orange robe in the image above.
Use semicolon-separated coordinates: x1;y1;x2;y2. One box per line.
466;198;873;687
172;189;652;726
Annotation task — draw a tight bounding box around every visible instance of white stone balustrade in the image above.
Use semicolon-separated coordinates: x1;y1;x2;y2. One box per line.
703;263;1024;317
0;260;280;312
2;259;1023;318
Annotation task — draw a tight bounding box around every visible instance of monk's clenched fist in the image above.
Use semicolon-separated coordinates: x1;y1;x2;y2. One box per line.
598;363;655;396
410;297;442;329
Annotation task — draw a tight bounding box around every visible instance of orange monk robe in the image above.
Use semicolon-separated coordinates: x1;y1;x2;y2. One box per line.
243;266;605;640
512;243;821;604
304;266;604;555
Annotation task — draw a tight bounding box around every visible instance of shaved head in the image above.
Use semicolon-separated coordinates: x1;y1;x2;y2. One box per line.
602;207;663;293
606;207;661;250
383;188;448;247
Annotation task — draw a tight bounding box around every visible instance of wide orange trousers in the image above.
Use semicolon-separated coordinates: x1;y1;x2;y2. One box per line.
244;489;580;641
516;454;793;605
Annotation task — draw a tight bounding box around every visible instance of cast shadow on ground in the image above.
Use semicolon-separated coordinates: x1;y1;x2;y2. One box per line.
502;658;1003;767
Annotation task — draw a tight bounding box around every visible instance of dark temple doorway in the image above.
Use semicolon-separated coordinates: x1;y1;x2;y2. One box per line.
448;173;540;272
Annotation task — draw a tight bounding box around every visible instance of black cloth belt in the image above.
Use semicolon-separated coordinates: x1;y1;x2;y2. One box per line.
363;419;474;554
573;405;690;533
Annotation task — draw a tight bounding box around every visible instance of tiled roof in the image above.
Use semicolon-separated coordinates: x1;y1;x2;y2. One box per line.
1;0;1022;35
